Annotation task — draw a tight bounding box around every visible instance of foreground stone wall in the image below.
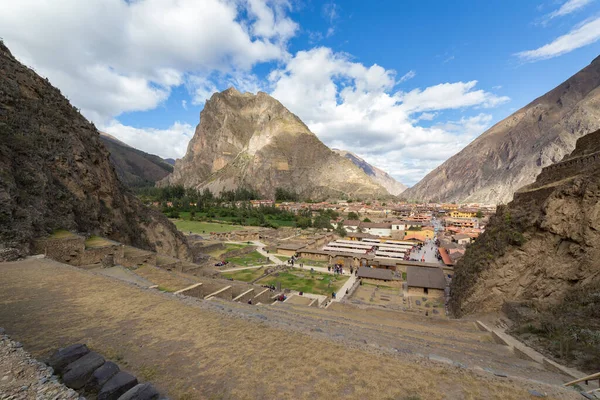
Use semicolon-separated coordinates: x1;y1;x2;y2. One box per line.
33;236;85;265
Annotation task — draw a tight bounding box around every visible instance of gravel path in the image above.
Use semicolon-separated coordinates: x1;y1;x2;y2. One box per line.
0;329;79;400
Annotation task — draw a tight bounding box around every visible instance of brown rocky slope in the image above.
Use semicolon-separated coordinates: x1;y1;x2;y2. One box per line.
333;149;407;195
0;42;191;261
403;55;600;204
450;129;600;371
99;132;173;188
160;88;390;200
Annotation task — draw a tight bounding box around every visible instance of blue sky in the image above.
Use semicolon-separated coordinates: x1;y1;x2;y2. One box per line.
2;0;600;185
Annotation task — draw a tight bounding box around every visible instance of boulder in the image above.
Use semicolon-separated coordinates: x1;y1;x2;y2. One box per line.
48;344;90;374
117;383;160;400
62;351;105;389
85;361;120;392
98;371;138;400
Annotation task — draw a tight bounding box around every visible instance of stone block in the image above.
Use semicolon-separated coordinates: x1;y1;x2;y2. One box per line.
48;344;90;374
85;361;120;392
62;351;105;389
98;371;138;400
117;383;160;400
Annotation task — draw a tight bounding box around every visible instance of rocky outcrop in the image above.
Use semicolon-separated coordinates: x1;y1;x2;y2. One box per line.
449;130;600;371
160;88;390;200
404;55;600;204
333;149;407;195
99;132;173;188
0;42;191;261
450;129;600;316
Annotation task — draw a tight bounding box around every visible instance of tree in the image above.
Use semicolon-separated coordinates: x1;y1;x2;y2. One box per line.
363;217;371;222
335;225;347;237
347;212;359;220
476;210;484;218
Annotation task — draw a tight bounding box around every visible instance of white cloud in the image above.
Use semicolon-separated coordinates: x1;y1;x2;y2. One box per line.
547;0;594;19
0;0;297;123
270;47;506;185
182;100;188;110
399;70;416;83
517;17;600;61
102;121;195;160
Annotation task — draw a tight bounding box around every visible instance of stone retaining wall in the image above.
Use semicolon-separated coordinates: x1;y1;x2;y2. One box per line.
33;236;85;265
78;245;121;266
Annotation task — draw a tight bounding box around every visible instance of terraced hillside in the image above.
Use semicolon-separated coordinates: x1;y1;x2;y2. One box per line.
0;258;586;399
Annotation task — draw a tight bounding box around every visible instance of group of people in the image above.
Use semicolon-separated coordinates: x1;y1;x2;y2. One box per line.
328;264;344;275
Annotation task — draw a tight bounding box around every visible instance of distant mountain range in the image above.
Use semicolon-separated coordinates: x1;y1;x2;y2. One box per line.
160;88;392;200
99;132;173;188
403;55;600;204
332;149;407;195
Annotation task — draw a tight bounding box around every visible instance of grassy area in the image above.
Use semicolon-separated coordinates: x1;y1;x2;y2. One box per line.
226;251;270;266
50;229;76;239
274;255;290;262
172;220;246;234
221;267;267;282
174;211;296;229
85;235;114;248
258;269;348;296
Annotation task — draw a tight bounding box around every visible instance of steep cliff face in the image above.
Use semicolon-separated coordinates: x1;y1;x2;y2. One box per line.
99;132;173;188
333;149;407;195
161;88;390;200
0;42;191;261
404;56;600;204
451;129;600;316
449;130;600;370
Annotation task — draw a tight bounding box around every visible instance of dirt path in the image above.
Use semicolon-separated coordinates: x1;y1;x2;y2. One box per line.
0;259;580;400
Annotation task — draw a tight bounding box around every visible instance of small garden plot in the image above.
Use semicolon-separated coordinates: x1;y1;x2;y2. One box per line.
172;220;250;234
257;269;348;296
226;251;270;266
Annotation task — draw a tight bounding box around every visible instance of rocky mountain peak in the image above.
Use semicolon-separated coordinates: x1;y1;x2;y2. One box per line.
161;88;390;199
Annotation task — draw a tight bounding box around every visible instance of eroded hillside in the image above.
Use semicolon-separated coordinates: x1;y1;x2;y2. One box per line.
0;42;191;261
450;130;600;371
404;55;600;204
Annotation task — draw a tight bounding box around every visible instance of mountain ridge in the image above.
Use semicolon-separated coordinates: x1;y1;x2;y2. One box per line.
332;149;407;195
99;132;174;188
403;55;600;204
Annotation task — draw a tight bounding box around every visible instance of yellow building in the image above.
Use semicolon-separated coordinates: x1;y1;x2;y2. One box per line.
449;210;477;218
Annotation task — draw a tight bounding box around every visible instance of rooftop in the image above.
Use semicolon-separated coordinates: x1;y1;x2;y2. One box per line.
406;266;446;289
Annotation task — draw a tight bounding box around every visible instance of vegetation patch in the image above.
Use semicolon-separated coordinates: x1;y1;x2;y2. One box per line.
226;251;270;266
449;206;528;316
257;269;348;296
221;267;267;282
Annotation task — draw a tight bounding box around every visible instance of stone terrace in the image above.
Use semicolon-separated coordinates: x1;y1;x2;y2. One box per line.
0;258;584;400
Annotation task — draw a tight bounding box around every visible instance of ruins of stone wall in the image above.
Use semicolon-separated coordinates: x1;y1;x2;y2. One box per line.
114;249;156;268
205;286;232;300
534;152;600;187
233;289;255;303
78;245;120;266
33;237;85;265
253;288;275;304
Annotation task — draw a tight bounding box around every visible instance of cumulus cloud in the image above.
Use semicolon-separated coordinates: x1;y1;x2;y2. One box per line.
269;48;506;185
102;121;195;160
0;0;297;123
399;70;416;83
518;17;600;61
